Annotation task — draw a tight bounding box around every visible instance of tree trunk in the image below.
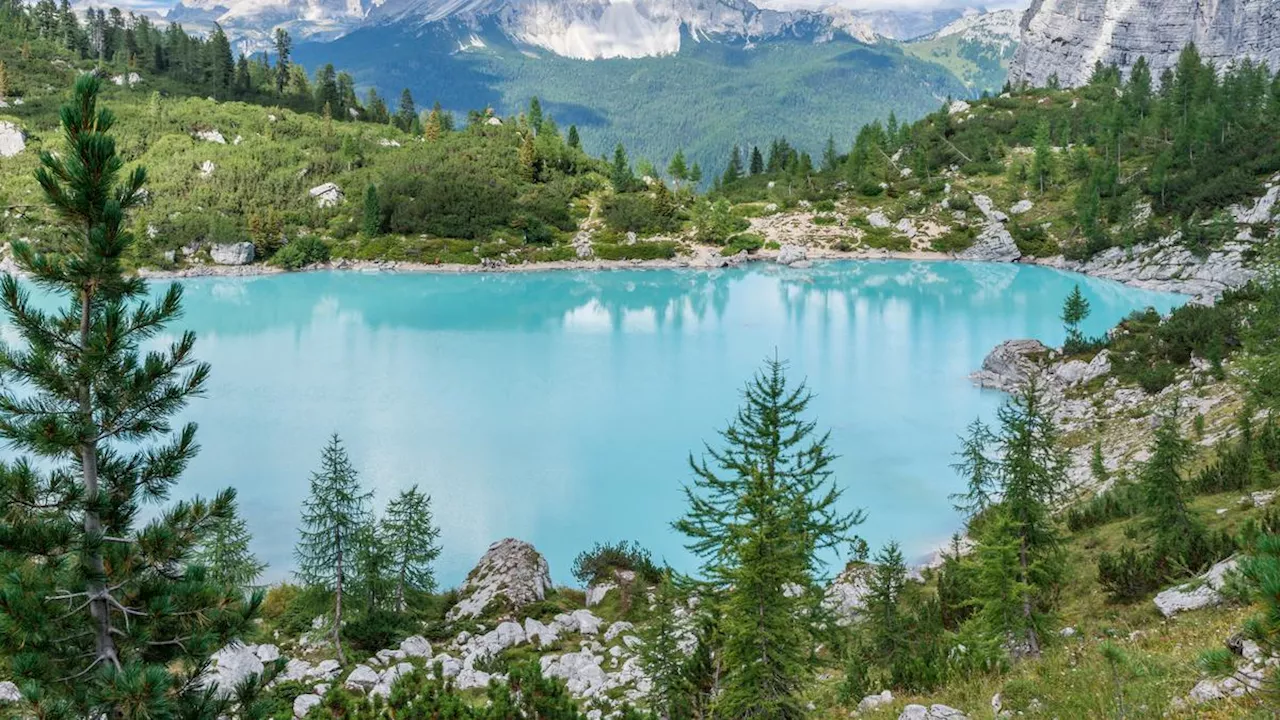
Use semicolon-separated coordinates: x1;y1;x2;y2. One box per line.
1018;534;1040;657
396;560;406;614
334;526;346;665
79;290;120;671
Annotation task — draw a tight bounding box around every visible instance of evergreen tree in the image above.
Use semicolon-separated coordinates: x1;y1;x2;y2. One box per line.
272;28;290;95
567;124;580;149
382;485;442;612
723;145;743;184
294;434;371;664
528;95;543;132
1061;284;1091;349
233;52;250;96
822;134;838;172
519;131;538;182
950;418;998;517
206;23;233;96
749;146;764;175
688;162;702;184
675;358;863;719
1032;120;1055;193
864;542;908;675
314;63;340;117
362;183;382;237
365;88;389;124
395;88;416;133
350;520;394;612
0;74;259;717
0;60;7;99
195;495;267;589
611;143;634;192
667;149;688;184
639;571;696;719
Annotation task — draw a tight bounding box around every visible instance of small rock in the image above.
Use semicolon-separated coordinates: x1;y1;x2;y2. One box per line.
344;664;380;692
858;690;893;712
400;635;432;657
0;681;20;703
777;244;807;266
1010;199;1034;215
309;183;344;208
293;693;322;718
194;129;226;144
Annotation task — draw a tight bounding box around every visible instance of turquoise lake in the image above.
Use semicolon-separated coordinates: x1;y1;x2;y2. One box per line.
6;261;1187;586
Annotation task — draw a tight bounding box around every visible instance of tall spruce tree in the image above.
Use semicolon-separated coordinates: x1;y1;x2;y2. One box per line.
395;88;416;133
362;183;381;237
0;73;259;717
611;143;633;192
381;485;442;612
272;28;290;95
639;571;697;719
295;434;371;664
1060;284;1091;349
675;358;863;719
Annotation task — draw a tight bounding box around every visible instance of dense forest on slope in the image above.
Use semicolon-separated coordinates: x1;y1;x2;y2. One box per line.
294;25;969;176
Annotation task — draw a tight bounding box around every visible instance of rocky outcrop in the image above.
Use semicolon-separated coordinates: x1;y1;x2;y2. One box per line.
1153;557;1239;617
0;121;25;158
776;244;807;266
446;538;553;621
899;704;968;720
970;339;1052;392
211;242;255;266
194;129;226;144
205;643;280;697
824;563;874;622
309;182;345;208
956;195;1020;262
1010;0;1280;89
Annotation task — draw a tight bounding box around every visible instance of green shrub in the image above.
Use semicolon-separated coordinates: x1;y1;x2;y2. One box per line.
1097;547;1160;602
571;540;662;586
593;242;678;261
344;609;412;654
722;233;764;256
813;199;837;213
812;214;838;227
271;236;331;270
861;228;911;252
602;193;679;235
931;225;976;253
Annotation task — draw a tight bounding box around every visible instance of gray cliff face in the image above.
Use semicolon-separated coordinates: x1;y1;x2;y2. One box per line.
1010;0;1280;88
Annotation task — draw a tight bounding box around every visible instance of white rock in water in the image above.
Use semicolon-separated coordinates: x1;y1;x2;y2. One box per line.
858;690;893;712
447;538;553;621
777;244;807;266
344;664;380;691
0;121;25;158
194;129;226;144
1154;557;1238;617
309;182;344;208
0;681;21;702
293;693;322;718
400;635;431;657
1011;0;1280;89
210;242;255;266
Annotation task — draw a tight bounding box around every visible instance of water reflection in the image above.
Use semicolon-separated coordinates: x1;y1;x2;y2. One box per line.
11;262;1185;586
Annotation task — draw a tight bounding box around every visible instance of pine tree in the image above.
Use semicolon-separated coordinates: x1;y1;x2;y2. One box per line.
206;23;233;96
295;434;372;665
689;162;702;184
528;95;543;133
611;143;633;192
1032;120;1055;194
519;131;538;182
723;145;743;184
950;418;998;517
0;74;259;717
864;542;908;674
362;183;381;237
667;149;688;184
675;358;863;719
639;571;696;719
822;134;838;172
1140;417;1204;570
273;28;290;95
382;485;442;612
567;124;580;149
314;63;340;117
195;495;267;589
749;146;764;175
395;88;416;133
0;60;8;99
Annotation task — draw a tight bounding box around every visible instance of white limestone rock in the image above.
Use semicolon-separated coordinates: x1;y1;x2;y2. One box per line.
207;643;265;698
432;654;462;678
194;129;226;144
447;538;553;621
308;659;342;680
970;339;1051;392
585;582;615;606
776;244;807;266
343;664;380;692
111;72;142;86
254;644;280;662
858;690;894;712
1154;557;1239;617
399;635;431;657
523;617;560;648
1054;350;1111;386
0;121;25;158
1011;0;1280;90
604;621;634;643
824;563;873;622
293;693;322;718
210;242;255;266
542;649;607;698
1010;199;1034;215
309;183;345;208
898;704;968;720
0;681;21;703
199;160;216;178
866;210;892;229
280;658;314;682
455;667;492;690
947;99;971;116
956;221;1020;262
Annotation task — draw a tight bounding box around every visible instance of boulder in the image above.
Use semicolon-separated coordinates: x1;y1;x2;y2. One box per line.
970;339;1051;392
111;72;142;86
378;138;401;147
899;704;968;720
254;644;280;662
972;195;1009;224
0;681;20;703
0;121;25;158
485;117;503;126
866;211;892;229
524;617;560;648
585;582;615;606
824;563;873;622
777;244;807;266
293;693;322;718
470;621;526;657
1054;350;1111;386
542;649;607;698
432;654;462;678
947;100;971;115
400;635;432;657
308;659;342;680
210;242;255;266
858;690;894;712
604;621;634;643
1010;199;1034;215
1154;557;1239;617
446;538;553;621
309;183;344;208
343;664;380;692
206;643;265;698
956;221;1019;262
280;658;314;682
455;667;492;690
194;129;226;144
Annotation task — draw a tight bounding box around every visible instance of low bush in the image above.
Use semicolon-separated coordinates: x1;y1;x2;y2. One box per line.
593;242;679;261
722;233;764;256
571;540;662;586
344;608;412;654
271;236;331;270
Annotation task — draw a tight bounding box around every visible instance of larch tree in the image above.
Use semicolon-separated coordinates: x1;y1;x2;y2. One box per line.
0;73;259;717
194;495;267;590
1060;284;1091;349
1032;119;1055;193
294;434;371;665
381;485;442;612
675;357;863;719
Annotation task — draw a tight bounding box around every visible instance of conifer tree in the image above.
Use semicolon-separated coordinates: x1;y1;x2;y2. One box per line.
272;28;290;95
395;88;416;133
749;146;764;175
0;60;8;99
676;358;863;719
667;149;688;185
1032;120;1055;193
822;134;838;172
1061;284;1091;349
207;23;233;96
362;184;381;237
519;131;538;182
639;571;696;719
528;95;543;133
382;485;442;612
611;143;633;192
688;162;702;184
194;495;267;589
351;520;395;611
950;418;997;517
723;145;743;185
567;124;580;149
295;434;371;664
864;542;908;673
0;73;259;717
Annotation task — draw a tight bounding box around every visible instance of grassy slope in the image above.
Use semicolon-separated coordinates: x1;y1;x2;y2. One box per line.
901;35;1014;96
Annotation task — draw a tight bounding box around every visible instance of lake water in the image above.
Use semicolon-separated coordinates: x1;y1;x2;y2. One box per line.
5;261;1187;586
